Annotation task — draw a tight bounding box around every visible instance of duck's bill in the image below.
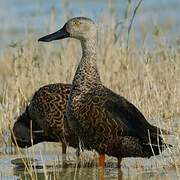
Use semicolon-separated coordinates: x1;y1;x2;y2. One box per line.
38;25;70;42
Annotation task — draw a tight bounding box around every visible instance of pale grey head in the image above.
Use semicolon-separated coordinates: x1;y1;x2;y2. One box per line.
38;17;97;42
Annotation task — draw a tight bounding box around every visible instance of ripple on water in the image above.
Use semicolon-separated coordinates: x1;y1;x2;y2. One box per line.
0;148;179;180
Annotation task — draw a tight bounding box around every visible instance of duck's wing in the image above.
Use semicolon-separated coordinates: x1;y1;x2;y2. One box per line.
102;87;162;144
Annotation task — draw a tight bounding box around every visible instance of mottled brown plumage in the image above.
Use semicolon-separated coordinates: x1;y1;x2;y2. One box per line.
38;17;171;166
12;83;79;151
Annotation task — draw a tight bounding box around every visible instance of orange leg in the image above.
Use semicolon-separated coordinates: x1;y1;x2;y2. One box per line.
99;166;105;180
117;157;122;168
99;154;106;167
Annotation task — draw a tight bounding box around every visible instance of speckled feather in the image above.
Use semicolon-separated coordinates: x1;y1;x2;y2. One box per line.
14;83;79;148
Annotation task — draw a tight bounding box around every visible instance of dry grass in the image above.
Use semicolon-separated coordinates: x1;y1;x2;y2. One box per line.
0;24;179;140
0;7;179;179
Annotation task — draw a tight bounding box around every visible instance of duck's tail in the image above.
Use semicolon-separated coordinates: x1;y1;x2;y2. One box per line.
151;125;173;135
142;128;172;157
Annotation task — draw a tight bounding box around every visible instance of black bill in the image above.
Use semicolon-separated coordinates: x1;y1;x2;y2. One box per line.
38;25;70;42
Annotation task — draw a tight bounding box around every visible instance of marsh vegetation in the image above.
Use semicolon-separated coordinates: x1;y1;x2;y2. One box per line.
0;0;179;179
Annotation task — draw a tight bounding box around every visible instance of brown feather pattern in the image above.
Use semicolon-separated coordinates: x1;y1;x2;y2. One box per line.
12;83;79;149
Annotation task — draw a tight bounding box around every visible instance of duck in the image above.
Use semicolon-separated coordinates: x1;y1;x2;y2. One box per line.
38;17;171;167
12;83;79;157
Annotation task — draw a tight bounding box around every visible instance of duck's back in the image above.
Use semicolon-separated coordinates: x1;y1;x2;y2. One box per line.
69;85;168;158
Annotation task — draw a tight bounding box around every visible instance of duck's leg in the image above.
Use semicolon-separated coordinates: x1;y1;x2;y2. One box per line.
99;166;105;180
117;157;122;168
99;154;106;167
118;168;123;180
62;142;67;162
75;147;80;157
75;146;84;167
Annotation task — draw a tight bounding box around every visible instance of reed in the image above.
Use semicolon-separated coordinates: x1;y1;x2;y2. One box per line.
0;4;179;179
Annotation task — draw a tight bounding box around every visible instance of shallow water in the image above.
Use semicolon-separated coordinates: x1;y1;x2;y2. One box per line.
0;0;180;179
0;0;180;53
0;144;179;180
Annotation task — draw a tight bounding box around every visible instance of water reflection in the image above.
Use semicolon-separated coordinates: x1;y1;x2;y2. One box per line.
12;159;124;180
13;165;97;180
8;155;180;180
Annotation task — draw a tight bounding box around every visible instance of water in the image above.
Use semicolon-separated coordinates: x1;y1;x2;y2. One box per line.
0;0;180;54
0;143;179;180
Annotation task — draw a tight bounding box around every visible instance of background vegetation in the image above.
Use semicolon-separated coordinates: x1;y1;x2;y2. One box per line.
0;0;179;179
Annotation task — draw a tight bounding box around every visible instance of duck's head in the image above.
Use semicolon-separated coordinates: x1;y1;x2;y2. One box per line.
11;120;45;148
38;17;97;42
11;118;59;148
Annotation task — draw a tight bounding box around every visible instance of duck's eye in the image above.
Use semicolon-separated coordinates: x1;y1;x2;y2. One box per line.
74;21;81;27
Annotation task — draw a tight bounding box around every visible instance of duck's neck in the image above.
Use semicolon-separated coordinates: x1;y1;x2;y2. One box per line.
72;38;101;93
